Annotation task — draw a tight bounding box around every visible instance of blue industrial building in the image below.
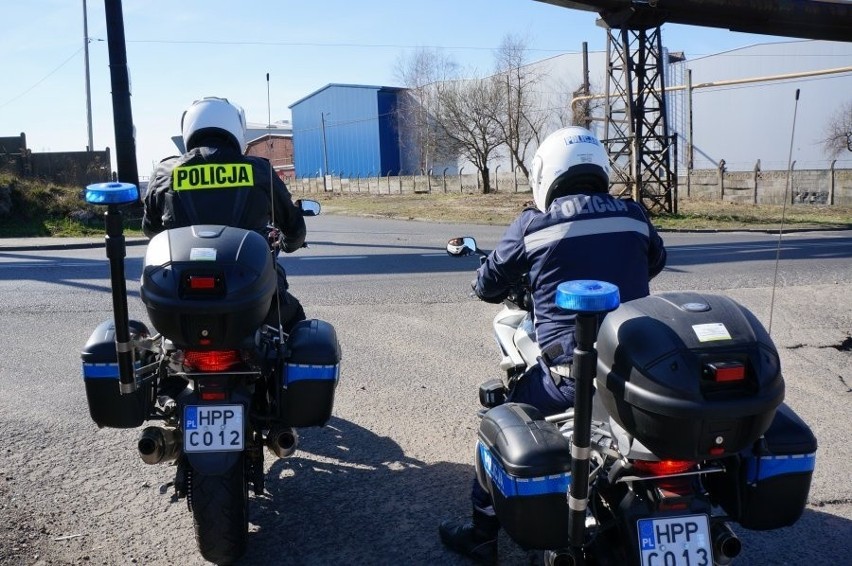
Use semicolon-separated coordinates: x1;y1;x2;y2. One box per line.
289;83;412;178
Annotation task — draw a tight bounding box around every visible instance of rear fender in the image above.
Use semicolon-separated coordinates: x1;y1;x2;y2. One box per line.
187;451;243;475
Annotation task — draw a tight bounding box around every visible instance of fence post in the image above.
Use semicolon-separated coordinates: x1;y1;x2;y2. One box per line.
459;167;464;193
829;159;836;206
686;167;691;198
514;166;519;193
495;164;500;193
443;167;448;193
790;161;797;204
718;159;726;200
428;168;433;193
753;159;760;205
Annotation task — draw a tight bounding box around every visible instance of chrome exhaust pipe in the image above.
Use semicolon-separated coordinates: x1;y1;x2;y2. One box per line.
138;426;179;465
266;426;298;458
544;548;578;566
711;522;742;565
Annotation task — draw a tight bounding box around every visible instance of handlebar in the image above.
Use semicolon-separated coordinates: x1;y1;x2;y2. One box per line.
504;279;532;311
447;236;532;310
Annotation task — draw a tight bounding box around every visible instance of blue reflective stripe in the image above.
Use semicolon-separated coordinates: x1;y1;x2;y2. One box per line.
478;442;571;497
286;363;339;383
746;452;816;482
82;362;140;379
82;363;119;379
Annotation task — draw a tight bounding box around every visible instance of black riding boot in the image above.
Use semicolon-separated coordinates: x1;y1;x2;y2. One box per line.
438;506;499;565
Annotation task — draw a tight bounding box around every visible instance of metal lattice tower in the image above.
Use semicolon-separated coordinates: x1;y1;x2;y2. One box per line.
603;26;676;213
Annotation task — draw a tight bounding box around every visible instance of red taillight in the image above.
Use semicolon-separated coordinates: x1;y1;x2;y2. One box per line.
188;275;216;290
706;361;745;383
633;459;696;476
184;350;240;372
200;391;227;401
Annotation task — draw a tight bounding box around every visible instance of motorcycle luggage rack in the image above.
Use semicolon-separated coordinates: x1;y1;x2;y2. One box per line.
171;370;261;379
135;361;160;380
616;464;725;484
545;409;574;422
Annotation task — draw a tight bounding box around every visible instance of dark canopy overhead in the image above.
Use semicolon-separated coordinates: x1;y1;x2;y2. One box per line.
535;0;852;42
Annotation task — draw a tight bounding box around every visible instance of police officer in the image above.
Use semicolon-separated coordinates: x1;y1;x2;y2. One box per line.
142;96;307;331
439;126;667;564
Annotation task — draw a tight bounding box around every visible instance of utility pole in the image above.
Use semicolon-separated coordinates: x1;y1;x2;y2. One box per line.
507;74;514;173
83;0;94;151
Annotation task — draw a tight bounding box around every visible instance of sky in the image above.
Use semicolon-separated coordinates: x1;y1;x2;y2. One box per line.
1;0;842;180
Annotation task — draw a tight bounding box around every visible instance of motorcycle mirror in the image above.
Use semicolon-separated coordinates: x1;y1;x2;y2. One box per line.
299;199;321;217
446;236;478;257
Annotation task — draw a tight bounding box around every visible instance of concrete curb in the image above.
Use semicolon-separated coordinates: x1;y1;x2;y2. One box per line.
0;238;149;252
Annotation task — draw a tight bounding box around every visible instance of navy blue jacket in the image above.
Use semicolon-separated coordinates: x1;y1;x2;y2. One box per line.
474;193;666;365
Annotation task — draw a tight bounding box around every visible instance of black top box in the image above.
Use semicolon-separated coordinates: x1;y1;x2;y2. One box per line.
140;225;276;349
595;292;785;459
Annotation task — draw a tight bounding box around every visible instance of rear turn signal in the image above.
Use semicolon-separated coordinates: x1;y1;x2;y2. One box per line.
184;350;240;372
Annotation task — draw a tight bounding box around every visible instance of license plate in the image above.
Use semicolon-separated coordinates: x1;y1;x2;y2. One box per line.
637;515;713;566
183;405;244;453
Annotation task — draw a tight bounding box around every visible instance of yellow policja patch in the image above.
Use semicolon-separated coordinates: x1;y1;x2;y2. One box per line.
173;163;254;191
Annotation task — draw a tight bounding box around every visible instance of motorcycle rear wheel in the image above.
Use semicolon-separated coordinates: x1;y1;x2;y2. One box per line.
190;456;249;565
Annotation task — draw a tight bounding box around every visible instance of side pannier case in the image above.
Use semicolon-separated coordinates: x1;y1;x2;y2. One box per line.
595;292;785;459
705;403;817;530
279;319;341;427
81;320;153;428
140;225;276;349
475;403;573;550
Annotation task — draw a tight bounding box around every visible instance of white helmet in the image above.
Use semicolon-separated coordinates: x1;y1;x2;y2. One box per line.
529;126;611;212
181;97;247;153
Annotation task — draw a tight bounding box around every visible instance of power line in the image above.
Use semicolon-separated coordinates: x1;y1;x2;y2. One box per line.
123;38;574;53
0;47;85;110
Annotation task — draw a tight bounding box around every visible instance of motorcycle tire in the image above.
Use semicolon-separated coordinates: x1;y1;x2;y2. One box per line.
189;456;249;565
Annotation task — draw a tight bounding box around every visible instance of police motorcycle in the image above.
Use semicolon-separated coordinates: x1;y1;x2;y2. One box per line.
80;182;341;565
446;236;817;566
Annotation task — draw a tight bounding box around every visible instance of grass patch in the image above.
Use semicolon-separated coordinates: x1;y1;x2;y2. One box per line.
305;191;852;231
654;199;852;231
0;172;142;237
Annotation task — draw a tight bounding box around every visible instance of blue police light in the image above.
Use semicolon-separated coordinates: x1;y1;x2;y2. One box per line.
555;280;621;314
85;182;139;205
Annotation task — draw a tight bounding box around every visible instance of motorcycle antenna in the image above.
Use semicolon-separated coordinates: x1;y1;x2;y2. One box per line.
266;72;285;341
768;88;800;336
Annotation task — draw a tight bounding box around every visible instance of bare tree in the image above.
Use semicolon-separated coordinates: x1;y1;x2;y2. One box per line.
492;34;548;180
394;48;459;174
822;99;852;158
435;75;505;193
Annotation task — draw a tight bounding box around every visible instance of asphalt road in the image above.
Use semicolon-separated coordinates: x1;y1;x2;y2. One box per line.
0;216;850;565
